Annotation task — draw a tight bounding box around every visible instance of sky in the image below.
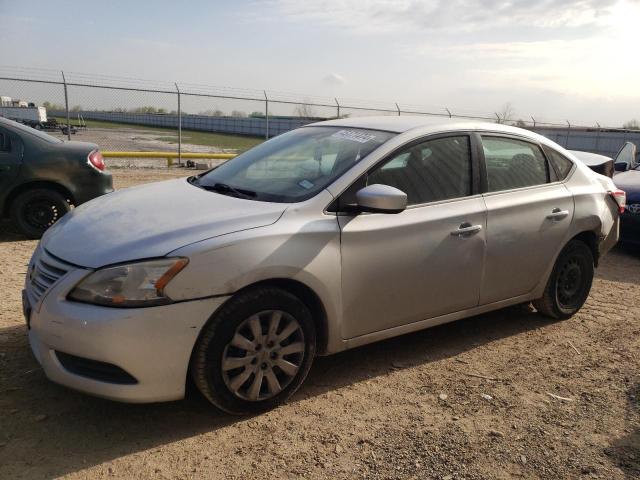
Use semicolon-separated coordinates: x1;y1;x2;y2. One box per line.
1;0;640;126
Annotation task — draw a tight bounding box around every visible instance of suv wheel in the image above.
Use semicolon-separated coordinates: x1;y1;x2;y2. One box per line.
533;240;594;319
10;188;71;239
191;287;316;415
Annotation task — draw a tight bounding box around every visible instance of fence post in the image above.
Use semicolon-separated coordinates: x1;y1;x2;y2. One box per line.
531;116;536;127
263;90;269;140
61;71;71;141
335;98;340;119
565;120;571;148
395;103;401;116
175;82;181;166
595;122;601;154
445;108;452;118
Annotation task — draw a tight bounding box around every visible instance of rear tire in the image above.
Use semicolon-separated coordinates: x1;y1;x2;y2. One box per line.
190;287;316;415
533;240;594;319
10;188;71;239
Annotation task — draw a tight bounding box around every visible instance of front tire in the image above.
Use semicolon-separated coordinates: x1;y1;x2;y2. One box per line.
533;240;594;319
10;188;71;239
190;287;316;415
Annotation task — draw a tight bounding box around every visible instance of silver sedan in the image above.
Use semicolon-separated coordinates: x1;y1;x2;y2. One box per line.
24;117;624;414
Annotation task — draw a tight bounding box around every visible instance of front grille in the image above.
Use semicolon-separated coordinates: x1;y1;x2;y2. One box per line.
625;203;640;216
26;247;73;305
55;351;138;385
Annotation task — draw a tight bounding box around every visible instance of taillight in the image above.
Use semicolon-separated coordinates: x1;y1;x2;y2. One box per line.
609;189;626;214
88;150;105;171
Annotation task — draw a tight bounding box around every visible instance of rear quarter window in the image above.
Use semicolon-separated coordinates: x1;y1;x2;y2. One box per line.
543;146;574;180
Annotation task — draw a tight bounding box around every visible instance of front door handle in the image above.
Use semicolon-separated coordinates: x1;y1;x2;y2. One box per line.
546;208;569;221
451;222;483;237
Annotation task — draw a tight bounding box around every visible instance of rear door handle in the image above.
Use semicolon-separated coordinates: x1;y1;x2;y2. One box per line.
451;223;483;237
546;208;569;221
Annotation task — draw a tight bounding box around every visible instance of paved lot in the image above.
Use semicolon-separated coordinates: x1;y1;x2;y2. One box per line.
0;169;638;479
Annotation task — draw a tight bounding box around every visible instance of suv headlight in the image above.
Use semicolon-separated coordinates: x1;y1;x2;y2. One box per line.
68;258;189;307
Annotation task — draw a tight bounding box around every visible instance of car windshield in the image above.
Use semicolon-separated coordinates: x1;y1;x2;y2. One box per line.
194;126;395;202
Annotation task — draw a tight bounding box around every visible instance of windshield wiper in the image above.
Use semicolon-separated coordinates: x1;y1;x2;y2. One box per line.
200;182;257;199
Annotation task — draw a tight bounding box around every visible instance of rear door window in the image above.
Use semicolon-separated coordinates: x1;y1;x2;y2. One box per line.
482;136;549;192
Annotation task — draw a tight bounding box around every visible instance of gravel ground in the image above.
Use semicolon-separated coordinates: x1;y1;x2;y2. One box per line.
0;169;638;480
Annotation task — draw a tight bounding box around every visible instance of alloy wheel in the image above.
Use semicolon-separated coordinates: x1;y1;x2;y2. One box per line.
221;310;305;402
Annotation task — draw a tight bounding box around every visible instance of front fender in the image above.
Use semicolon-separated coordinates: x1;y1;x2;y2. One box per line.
166;212;344;353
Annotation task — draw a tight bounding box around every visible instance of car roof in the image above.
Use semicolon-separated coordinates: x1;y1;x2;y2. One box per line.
309;115;535;136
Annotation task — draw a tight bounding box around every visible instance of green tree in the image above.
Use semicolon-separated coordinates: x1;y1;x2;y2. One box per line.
42;101;65;111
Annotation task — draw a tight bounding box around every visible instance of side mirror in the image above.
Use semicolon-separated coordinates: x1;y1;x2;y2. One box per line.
614;142;636;171
614;161;630;172
355;184;407;214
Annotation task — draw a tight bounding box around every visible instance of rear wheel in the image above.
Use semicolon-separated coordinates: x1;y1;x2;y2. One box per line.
190;287;316;415
10;188;71;239
533;240;594;319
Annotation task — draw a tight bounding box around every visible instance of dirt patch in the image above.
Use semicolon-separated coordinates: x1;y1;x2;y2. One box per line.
0;169;638;479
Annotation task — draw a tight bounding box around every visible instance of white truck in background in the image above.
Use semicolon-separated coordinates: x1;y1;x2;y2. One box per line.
0;105;48;127
0;97;76;133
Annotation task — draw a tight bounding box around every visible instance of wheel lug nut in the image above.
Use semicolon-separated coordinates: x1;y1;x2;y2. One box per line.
261;363;268;370
267;341;274;348
270;352;277;359
255;344;262;351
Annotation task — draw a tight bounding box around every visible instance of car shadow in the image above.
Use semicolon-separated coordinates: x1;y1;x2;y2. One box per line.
0;219;32;243
0;304;558;479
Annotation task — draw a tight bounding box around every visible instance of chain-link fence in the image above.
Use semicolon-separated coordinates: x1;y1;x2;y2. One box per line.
1;66;639;167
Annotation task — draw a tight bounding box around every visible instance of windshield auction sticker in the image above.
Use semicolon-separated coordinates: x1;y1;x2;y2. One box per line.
331;129;377;143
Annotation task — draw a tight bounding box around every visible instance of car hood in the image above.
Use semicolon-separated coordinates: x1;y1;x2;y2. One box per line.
614;170;640;202
43;178;287;268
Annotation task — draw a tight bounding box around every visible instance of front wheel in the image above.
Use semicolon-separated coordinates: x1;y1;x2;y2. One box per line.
10;188;71;239
533;240;594;319
190;287;316;415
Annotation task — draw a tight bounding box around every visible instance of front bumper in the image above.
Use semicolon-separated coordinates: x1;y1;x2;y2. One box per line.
620;210;640;244
26;266;229;403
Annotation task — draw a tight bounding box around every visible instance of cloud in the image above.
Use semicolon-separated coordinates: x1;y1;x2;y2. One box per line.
323;73;346;85
270;0;621;34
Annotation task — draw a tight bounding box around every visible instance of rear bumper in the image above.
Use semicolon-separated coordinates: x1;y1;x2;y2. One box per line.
73;171;114;205
27;268;229;402
598;212;620;259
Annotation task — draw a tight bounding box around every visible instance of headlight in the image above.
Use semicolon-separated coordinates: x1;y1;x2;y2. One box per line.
68;258;189;307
